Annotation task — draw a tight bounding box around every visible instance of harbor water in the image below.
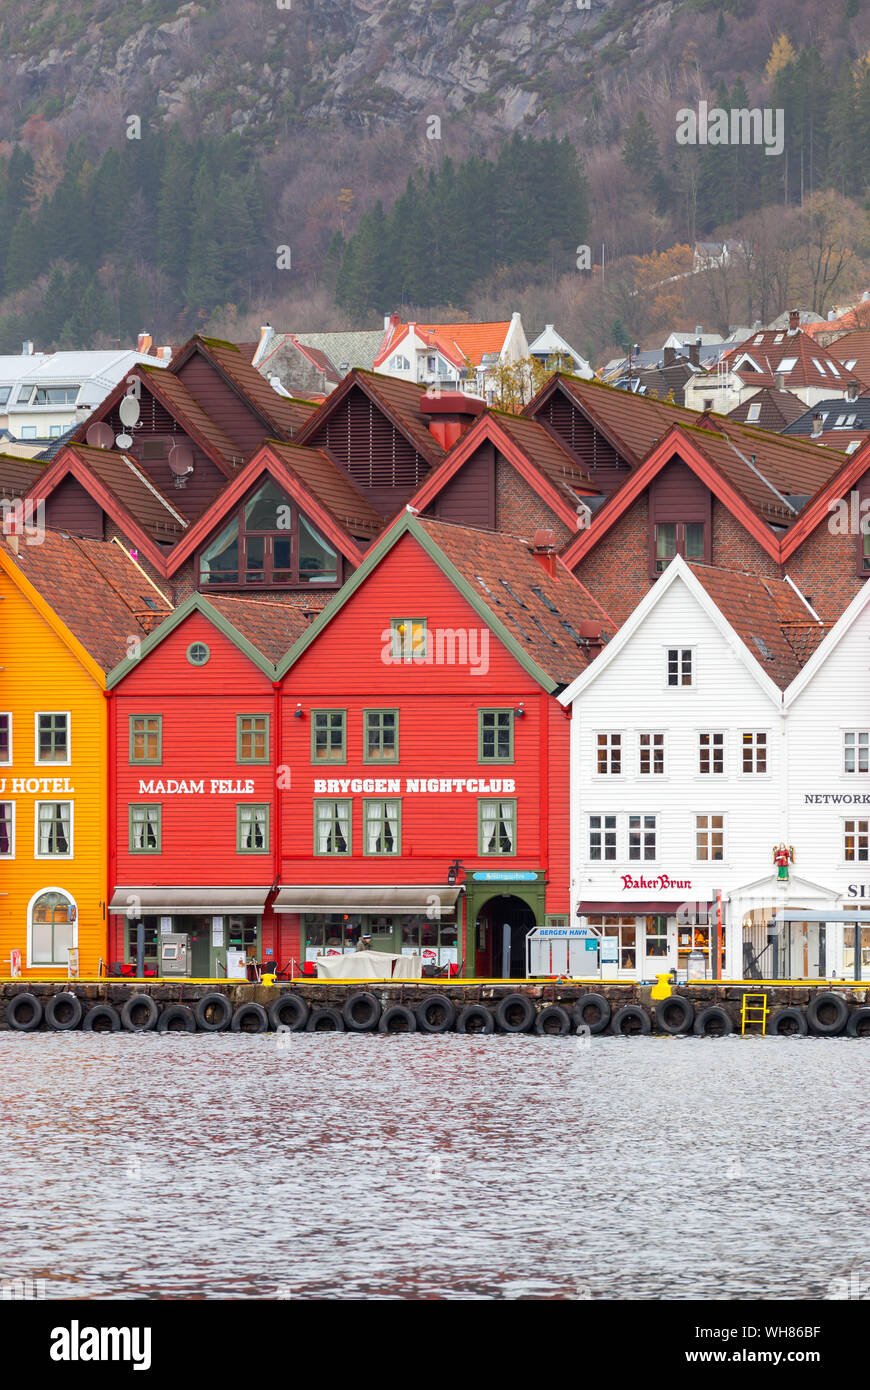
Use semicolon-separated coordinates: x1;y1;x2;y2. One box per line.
2;1032;868;1300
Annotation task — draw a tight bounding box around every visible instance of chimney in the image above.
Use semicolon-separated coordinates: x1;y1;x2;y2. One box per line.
788;309;800;334
253;323;274;364
811;413;824;438
663;345;677;366
137;332;152;354
694;325;703;336
689;340;701;366
578;619;604;649
847;380;860;402
532;528;557;577
419;390;486;449
160;345;172;361
21;340;33;356
775;372;785;391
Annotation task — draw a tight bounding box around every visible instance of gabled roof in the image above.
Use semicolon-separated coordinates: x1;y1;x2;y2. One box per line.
295;368;446;469
782;396;870;439
407;410;600;534
830;329;870;386
163;441;378;577
105;590;306;687
557;555;821;707
0;530;172;678
718;328;862;391
527;374;712;467
0;453;44;497
171;337;319;439
276;510;615;689
375;320;512;370
784;573;870;706
726;387;807;430
291;329;386;372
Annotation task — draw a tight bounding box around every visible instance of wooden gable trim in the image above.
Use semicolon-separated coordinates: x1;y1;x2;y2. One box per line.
138;366;236;477
779;439;870;558
165;444;367;576
25;449;171;575
171;336;288;440
105;591;277;689
295;369;435;463
407;414;585;533
0;543;107;687
525;375;642;468
560;425;782;569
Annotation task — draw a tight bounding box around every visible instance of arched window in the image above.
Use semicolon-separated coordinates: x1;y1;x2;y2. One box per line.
29;888;77;967
198;478;340;588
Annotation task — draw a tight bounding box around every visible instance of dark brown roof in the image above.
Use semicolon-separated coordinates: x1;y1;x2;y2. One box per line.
0;454;45;498
196;337;318;438
492;413;600;501
308;370;447;469
266;441;384;538
415;516;615;685
1;531;172;672
140;367;242;468
63;445;189;540
726;388;807;430
687;561;824;687
205;593;326;662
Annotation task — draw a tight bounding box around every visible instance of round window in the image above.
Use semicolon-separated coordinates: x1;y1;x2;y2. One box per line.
187;641;210;666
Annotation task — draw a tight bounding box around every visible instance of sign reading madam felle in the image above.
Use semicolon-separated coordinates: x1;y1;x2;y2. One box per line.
137;779;256;794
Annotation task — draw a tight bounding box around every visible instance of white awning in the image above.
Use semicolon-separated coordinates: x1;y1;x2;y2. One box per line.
109;887;270;915
273;885;462;914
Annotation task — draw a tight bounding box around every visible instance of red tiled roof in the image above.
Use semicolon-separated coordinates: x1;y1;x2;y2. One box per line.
61;444;189;540
720;328;865;391
204;593;327;662
415;516;615;685
0;531;172;672
376;320;511;369
491;412;600;502
686;561;825;687
830;330;870;387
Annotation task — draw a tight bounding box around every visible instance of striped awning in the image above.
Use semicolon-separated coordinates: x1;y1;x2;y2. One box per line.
109;887;270;915
273;885;462;914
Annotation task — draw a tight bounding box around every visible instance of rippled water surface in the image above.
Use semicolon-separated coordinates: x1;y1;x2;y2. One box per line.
1;1032;868;1300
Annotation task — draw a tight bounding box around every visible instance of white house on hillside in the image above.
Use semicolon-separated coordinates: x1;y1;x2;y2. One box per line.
373;312;528;400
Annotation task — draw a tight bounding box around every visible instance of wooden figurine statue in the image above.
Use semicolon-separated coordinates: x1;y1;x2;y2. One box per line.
773;843;794;880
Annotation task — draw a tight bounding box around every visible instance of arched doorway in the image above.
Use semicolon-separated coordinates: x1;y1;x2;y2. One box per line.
476;894;536;978
28;887;77;969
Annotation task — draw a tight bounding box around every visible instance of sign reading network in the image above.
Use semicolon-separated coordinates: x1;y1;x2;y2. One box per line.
472;871;538;882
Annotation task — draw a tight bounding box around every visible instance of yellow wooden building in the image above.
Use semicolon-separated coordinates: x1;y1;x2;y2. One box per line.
0;531;171;978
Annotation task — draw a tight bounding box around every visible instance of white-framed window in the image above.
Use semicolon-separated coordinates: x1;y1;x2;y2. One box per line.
638;732;665;775
20;426;37;439
34;711;70;765
741;731;768;774
698;731;725;775
746;402;761;422
596;732;622;775
845;819;870;863
35;801;73;858
695;814;724;861
628;814;656;861
0;711;10;764
0;801;14;857
389;355;410;370
27;887;77;967
589;814;617;861
845;732;870;775
666;647;693;687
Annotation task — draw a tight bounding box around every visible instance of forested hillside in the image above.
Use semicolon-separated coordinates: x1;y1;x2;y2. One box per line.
1;0;869;358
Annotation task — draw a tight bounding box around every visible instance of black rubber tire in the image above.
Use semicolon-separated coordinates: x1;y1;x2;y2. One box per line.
534;1005;572;1036
45;992;82;1031
456;1004;495;1035
769;1006;808;1037
6;992;43;1031
157;1004;196;1033
806;991;849;1036
693;1005;734;1037
230;1002;269;1033
573;992;612;1034
194;992;233;1032
306;1006;345;1033
495;992;536;1033
610;1004;652;1036
82;1003;121;1033
343;991;382;1031
847;1007;870;1038
654;995;694;1035
378;1005;417;1034
120;993;159;1032
268;994;309;1032
415;993;457;1032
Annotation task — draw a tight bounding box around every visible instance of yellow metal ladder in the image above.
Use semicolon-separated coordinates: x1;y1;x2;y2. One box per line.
741;992;769;1035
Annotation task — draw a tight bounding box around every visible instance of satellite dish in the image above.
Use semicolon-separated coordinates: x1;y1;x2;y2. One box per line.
86;422;114;449
115;432;133;450
118;395;140;428
168;443;194;483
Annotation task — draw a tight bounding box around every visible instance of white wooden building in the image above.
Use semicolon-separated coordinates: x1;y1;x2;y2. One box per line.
557;556;825;981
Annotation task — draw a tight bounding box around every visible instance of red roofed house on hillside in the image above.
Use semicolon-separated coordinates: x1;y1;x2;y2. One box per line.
374;312;529;402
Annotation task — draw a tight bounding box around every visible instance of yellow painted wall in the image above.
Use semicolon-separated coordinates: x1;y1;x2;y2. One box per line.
0;568;107;978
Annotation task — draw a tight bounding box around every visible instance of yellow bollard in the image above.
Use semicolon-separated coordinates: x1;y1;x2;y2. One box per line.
651;972;673;1000
261;973;276;987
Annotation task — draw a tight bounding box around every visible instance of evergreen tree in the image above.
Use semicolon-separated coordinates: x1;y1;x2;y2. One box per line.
5;211;42;291
157;132;196;288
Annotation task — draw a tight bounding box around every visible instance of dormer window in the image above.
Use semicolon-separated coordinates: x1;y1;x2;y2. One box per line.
654;521;705;571
198;478;340;589
30;385;79;405
778;357;797;373
390;355;410;370
747;402;761;422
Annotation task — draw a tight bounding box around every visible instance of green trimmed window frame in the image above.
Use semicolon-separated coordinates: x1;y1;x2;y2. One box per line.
237;713;270;764
311;709;346;764
478;798;517;856
363;709;399;763
129;714;162;765
314;798;352;856
36;712;69;764
478;709;514;763
237;803;270;854
390;617;427;662
129;803;162;854
363;798;402;855
187;641;210;666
